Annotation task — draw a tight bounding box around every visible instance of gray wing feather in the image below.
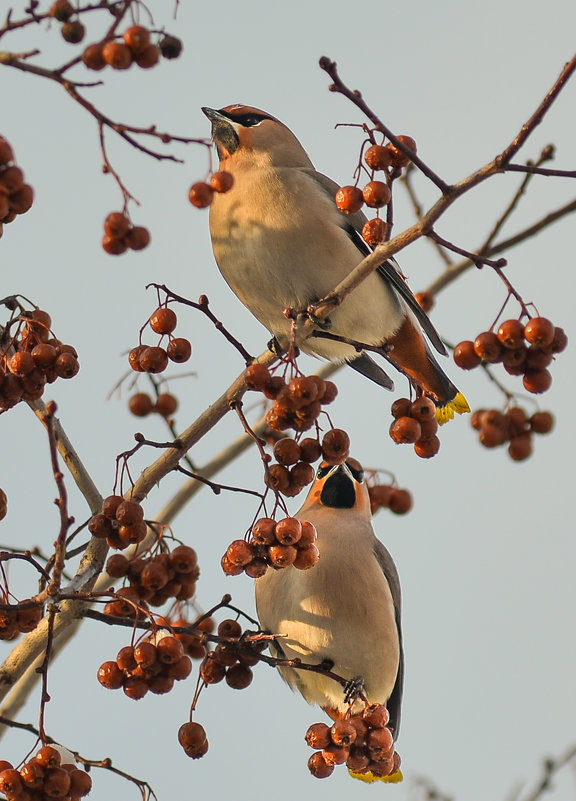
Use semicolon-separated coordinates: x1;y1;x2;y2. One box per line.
304;169;447;356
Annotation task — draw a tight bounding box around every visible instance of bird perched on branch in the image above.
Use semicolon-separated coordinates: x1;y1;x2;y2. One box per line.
203;104;468;421
255;458;403;781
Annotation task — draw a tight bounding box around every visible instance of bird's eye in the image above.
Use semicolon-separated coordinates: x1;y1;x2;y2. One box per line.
316;464;332;480
238;113;266;127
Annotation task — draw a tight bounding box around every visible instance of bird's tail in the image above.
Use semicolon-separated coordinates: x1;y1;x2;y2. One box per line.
349;768;404;783
383;317;469;424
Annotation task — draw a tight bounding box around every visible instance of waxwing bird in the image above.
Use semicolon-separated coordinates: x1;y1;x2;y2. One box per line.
203;104;468;421
255;459;403;738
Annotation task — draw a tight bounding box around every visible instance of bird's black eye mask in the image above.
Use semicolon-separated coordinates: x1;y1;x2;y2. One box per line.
316;461;365;483
218;110;271;127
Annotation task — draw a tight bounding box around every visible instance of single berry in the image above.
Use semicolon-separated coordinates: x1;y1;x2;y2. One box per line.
189;182;214;208
335;185;364;213
362;218;385;246
453;340;482;369
102;40;133;69
362;181;391;208
210;171;234;193
167;337;192;363
524;317;555;348
364;144;393;170
159;34;183;59
129;392;154;416
61;20;85;43
497;319;525;349
123;25;151;54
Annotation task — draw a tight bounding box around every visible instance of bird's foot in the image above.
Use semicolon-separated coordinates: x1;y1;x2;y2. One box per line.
343;675;366;706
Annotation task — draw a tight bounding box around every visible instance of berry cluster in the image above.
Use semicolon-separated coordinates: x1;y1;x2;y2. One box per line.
222;516;319;578
368;484;413;515
0;746;92;800
101;211;150;255
266;436;323;496
89;496;147;550
305;704;401;781
454;317;567;394
471;406;554;461
128;391;178;419
97;631;193;699
0;136;34;237
49;0;86;44
245;364;338;434
188;171;235;208
335;135;416;246
105;544;199;607
129;307;192;374
0;601;44;641
178;721;209;759
389;396;440;458
199;618;265;690
0;309;79;411
81;24;181;71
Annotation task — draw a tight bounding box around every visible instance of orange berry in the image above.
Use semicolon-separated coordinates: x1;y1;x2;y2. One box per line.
97;660;124;689
275;517;302;545
415;291;435;312
335;185;364;213
188;182;214;208
307;751;334;778
268;543;298;567
150;307;178;335
104;211;131;238
362;217;385;246
362;180;391;208
530;411;554;434
102;40;133;69
387;135;417;168
321;428;350;463
389;416;421;444
210;171;234;193
0;137;14;165
293;543;320;569
138;346;168;373
497;319;525;349
102;233;128;255
388;488;412;514
474;331;502;362
82;42;106;70
523;369;552;394
225;662;253;689
508;433;532;461
155;392;178;417
128;392;154;416
364;144;393;170
226;539;254;567
167;337;192;363
251;517;277;545
0;165;24;193
414;434;440;458
453;340;482;369
410;396;436;421
524;317;555;348
305;722;332;749
123;25;150;54
331;719;358;746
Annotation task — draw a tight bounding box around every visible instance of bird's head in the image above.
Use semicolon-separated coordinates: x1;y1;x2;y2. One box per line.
202;104;314;169
300;458;372;516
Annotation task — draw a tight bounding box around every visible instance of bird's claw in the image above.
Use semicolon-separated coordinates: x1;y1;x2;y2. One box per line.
343;675;366;705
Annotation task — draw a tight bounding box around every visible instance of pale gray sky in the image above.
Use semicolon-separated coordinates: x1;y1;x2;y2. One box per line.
1;1;575;799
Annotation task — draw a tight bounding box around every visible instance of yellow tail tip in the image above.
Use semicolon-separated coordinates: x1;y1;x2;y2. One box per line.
435;391;470;425
349;768;404;784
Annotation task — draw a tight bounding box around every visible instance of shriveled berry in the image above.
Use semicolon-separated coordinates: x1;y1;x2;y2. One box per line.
251;517;277;545
362;217;385;246
273;437;301;465
293;544;320;569
244;558;269;578
167;337;192;363
266;463;291;492
305;721;331;749
291;461;315;487
549;326;568;353
331;719;357;746
363;702;390;728
307;751;334;778
129;345;148;371
189;182;214;208
366;726;394;759
200;653;226;683
159;34;183;59
362;180;391;208
364;143;393;170
244;363;272;390
275;517;302;545
68;767;92;797
115;499;144;525
226;539;254;567
0;769;23;796
97;660;124;689
387;135;417;168
178;721;207;754
335;185;364;214
102;494;123;518
169;544;198;573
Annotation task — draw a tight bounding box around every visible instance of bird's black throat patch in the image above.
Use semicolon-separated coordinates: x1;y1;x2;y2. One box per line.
320;471;356;509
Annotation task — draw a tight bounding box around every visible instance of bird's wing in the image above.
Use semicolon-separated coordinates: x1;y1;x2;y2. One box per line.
348;353;394;390
304;169;447;356
374;539;404;738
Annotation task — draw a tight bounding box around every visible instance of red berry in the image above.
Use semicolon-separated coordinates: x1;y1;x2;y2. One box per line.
362;218;385;246
364;144;393;170
453;340;482;369
524;317;555;348
167;337;192;363
388;488;412;514
155;393;178;417
189;182;214;208
321;428;350;464
386;135;417;168
530;411;554;434
129;392;154;416
105;212;131;238
123;25;151;54
523;369;552;394
102;40;132;69
210;171;234;193
389;416;421;444
362;181;391;208
473;331;502;362
497;319;525;349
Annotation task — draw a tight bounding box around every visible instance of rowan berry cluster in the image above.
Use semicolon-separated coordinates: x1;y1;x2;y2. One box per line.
0;136;34;238
88;496;146;550
178;721;209;759
128;307;192;374
0;601;44;641
128;391;178;419
199;618;265;690
335;135;416;246
0;746;92;800
265;436;320;497
105;544;199;608
389;396;440;458
454;317;567;394
188;171;235;208
245;364;339;434
0;309;80;411
81;24;180;71
222;516;319;577
471;406;554;461
101;211;150;255
368;484;413;515
305;704;401;780
97;631;193;700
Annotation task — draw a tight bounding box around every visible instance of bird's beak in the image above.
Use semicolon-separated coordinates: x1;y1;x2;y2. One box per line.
201;107;238;159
